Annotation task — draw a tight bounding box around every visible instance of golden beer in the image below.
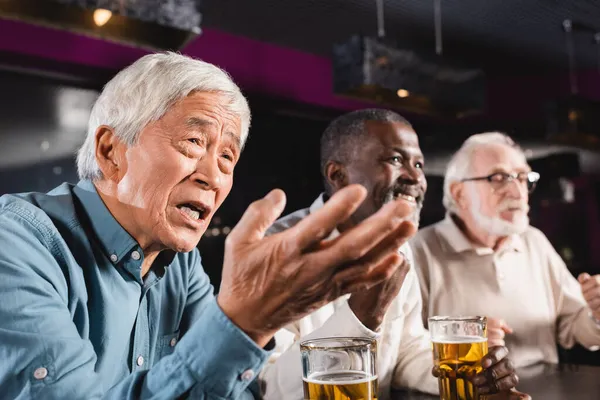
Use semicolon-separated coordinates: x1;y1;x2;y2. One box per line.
433;336;488;400
303;371;378;400
301;338;378;400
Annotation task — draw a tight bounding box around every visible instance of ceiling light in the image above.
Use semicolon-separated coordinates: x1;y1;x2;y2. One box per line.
93;9;112;27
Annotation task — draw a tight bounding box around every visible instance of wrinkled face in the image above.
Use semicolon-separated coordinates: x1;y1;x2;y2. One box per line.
343;121;427;226
463;143;530;235
114;92;242;252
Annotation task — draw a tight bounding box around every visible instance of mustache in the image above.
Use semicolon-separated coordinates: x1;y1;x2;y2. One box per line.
386;184;425;205
498;199;529;213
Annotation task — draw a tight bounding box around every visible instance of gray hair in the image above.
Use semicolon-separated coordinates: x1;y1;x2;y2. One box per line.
442;132;524;213
76;52;251;180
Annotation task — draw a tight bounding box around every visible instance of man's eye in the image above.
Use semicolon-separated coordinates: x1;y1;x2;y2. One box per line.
389;156;402;164
222;153;233;161
188;138;201;145
491;174;508;182
415;161;424;169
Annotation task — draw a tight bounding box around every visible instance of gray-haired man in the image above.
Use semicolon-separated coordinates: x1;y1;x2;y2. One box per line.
0;54;415;399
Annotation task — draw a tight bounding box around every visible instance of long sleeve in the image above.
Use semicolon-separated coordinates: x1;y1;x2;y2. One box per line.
260;301;378;400
389;248;438;395
540;231;600;351
0;208;270;399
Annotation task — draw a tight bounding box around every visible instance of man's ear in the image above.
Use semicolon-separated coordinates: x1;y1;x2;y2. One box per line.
450;181;466;209
324;160;349;191
95;125;124;182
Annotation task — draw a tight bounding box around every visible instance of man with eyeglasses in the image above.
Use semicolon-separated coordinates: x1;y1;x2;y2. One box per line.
411;132;600;369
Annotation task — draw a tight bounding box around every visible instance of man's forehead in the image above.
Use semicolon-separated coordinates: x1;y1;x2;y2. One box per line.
363;120;420;149
471;143;528;174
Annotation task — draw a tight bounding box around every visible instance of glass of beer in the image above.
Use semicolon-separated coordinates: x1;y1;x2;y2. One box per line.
300;337;378;400
429;316;488;400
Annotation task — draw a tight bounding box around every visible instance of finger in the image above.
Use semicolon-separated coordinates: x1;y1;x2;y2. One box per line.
508;390;532;400
482;346;509;369
487;358;515;382
502;323;514;335
337;253;404;293
329;219;413;279
290;184;367;249
578;272;591;284
487;339;506;348
494;319;514;334
486;317;502;329
585;296;600;311
580;276;600;293
478;373;519;394
227;189;287;245
472;358;514;387
488;328;506;340
317;205;416;271
582;281;600;298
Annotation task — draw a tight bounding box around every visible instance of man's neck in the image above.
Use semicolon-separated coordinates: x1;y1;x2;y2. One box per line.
451;213;508;251
94;180;161;277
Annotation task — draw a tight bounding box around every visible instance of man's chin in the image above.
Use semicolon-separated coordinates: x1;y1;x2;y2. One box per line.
165;232;203;253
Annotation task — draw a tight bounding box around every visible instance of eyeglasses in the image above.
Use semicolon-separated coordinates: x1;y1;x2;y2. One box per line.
461;171;540;193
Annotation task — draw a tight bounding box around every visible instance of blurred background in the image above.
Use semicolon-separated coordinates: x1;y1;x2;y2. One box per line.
1;0;600;365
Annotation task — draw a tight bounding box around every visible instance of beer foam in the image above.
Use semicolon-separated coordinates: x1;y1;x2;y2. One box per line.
432;335;488;344
304;370;377;385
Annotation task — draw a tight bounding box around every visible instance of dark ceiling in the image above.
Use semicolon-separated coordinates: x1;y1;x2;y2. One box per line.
201;0;600;74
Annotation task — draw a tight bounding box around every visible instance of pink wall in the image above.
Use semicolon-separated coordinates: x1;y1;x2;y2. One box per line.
1;17;599;118
0;18;370;111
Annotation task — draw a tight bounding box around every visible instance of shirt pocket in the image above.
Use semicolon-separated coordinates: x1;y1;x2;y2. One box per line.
155;331;180;362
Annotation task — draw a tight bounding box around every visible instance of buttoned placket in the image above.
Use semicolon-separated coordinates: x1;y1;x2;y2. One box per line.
116;248;165;372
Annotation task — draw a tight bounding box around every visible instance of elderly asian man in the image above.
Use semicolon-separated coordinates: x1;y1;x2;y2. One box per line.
0;53;419;399
412;132;600;368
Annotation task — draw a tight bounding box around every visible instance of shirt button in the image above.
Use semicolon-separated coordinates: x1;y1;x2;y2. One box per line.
131;251;141;261
110;254;118;262
136;356;144;366
240;369;255;382
33;367;48;380
170;337;177;347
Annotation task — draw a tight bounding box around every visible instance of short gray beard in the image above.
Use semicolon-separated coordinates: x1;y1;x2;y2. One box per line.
467;184;529;236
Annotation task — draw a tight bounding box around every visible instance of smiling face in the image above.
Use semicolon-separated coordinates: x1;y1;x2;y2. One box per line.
326;120;427;227
105;91;242;253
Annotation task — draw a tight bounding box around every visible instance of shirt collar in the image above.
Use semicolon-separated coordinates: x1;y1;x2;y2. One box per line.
73;180;139;264
436;213;524;256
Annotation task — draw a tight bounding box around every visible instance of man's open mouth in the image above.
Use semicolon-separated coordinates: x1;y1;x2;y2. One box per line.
176;202;210;221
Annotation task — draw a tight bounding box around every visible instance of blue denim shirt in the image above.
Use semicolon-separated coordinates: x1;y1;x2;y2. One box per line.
0;180;270;399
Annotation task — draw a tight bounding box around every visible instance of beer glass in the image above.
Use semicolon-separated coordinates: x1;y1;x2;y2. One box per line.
300;337;378;400
429;316;488;400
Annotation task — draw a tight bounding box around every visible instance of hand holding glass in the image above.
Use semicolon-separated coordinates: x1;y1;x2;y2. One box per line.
429;316;488;400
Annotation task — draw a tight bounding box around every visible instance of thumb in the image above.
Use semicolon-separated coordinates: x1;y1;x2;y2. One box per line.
228;189;287;245
500;320;514;335
578;273;591;285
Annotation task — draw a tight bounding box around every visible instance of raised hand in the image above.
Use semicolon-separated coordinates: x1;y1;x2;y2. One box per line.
578;273;600;321
217;184;416;347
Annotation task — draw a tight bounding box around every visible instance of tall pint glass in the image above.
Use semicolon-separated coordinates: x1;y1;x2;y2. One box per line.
429;316;488;400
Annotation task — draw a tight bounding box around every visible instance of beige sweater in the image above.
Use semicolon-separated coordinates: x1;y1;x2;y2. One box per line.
411;215;600;368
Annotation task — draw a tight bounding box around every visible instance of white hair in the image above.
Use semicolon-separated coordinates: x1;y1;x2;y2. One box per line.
77;52;251;180
442;132;524;213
